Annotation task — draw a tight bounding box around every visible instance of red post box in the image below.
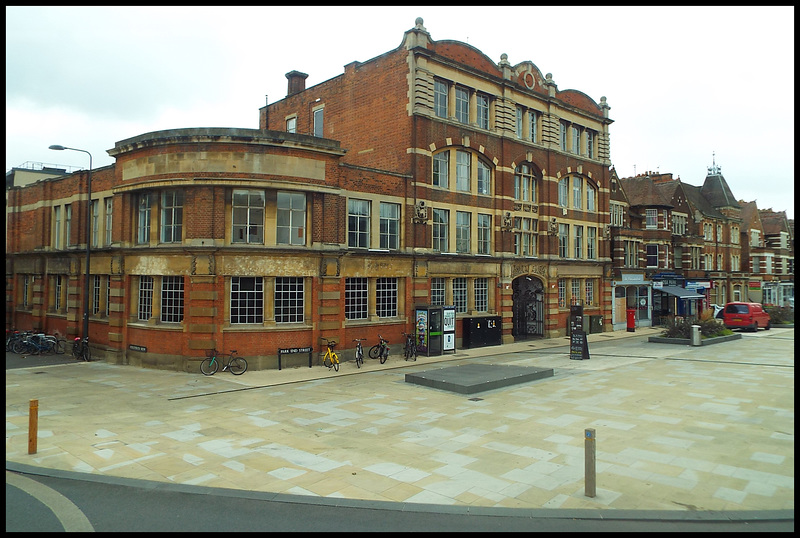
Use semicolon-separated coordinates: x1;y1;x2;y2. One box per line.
626;308;636;332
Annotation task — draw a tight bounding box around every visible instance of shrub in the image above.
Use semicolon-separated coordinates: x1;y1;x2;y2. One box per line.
765;306;794;324
660;313;730;339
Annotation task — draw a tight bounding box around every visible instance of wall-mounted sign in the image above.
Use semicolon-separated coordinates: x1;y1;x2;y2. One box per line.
128;345;147;352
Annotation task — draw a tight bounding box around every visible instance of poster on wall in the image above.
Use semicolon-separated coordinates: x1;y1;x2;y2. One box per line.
416;309;428;352
443;307;455;351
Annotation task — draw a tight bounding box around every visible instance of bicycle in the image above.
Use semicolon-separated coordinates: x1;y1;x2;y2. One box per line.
368;334;390;364
402;331;417;361
72;336;91;361
200;349;247;376
320;338;340;371
353;338;366;368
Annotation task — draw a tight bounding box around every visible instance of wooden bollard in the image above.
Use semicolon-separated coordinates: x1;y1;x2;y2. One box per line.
585;428;596;497
28;399;38;454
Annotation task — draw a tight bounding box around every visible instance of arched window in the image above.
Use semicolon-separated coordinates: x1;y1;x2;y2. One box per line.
558;177;569;207
432;148;493;196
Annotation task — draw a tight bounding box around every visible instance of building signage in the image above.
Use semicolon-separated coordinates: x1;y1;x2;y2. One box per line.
128;344;147;352
749;281;762;291
569;305;590;360
278;347;312;354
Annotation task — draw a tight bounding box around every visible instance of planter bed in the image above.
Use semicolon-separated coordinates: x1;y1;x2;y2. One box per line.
648;333;742;345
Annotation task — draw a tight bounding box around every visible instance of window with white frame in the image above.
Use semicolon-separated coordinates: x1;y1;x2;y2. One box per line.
105;197;114;245
137;194;151;244
345;277;368;320
453;277;468;313
347;199;370;248
22;276;29;308
585;279;594;306
704;253;713;270
586;130;594;158
286;116;296;133
514;217;537;257
691;247;701;269
731;226;739;243
93;275;101;315
646;244;659;267
433;208;449;252
672;214;687;235
586;184;596;211
161;190;183;243
514;163;537;202
717;254;723;271
431;277;445;306
456;150;470;192
477;94;489;129
704;223;713;241
610;203;624;226
474;278;488;312
516;106;524;138
674;246;683;268
765;255;773;274
53;206;62;249
477;213;491;255
379;202;400;250
105;278;110;319
732;254;740;272
92;199;100;247
529;110;538;143
558;177;569;207
313;107;324;137
54;275;63;311
750;229;760;247
571;125;580;154
559;122;567;151
717;224;723;242
571;279;581;305
434;79;448;118
138;276;154;321
558;278;566;307
646;209;658;229
161;276;184;323
231;276;263;324
558;223;569;258
574;225;583;258
733;284;741;301
456;211;470;253
433;151;449;188
65;204;72;247
277;191;306;245
375;277;397;318
663;210;669;230
477;160;491;195
456;86;469;124
587;226;597;259
625;241;638;267
573;177;583;209
232;189;265;244
275;277;304;323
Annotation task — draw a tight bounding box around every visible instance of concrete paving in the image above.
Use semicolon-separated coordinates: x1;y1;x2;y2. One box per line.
6;326;794;514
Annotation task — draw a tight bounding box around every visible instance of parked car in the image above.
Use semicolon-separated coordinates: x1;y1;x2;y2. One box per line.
723;302;771;331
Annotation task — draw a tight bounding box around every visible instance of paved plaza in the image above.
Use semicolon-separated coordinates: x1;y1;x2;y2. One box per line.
6;327;794;513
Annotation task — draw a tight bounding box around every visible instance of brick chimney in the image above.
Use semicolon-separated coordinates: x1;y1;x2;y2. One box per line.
286;71;308;96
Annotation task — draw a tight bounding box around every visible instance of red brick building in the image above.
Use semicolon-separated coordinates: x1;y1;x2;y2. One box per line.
6;18;615;370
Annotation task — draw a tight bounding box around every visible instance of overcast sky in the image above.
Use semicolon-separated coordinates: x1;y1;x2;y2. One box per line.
6;6;794;219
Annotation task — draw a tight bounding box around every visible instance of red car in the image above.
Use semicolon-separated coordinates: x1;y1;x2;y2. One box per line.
722;302;771;332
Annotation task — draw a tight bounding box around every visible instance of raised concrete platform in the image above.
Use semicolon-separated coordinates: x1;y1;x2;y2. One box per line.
405;363;554;394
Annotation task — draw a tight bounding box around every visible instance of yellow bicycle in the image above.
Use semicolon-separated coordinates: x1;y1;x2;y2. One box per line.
321;337;340;371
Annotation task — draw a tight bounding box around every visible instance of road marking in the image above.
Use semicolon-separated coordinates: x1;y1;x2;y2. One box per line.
5;471;94;532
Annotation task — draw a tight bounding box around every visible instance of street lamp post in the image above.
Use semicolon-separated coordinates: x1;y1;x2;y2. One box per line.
49;145;92;347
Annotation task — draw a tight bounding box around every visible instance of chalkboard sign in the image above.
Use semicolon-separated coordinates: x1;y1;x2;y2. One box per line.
570;330;590;360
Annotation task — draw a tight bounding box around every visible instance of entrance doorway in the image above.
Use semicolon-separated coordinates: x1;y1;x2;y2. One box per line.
512;275;544;339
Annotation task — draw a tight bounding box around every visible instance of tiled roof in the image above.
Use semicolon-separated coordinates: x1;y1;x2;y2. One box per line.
701;173;741;209
682;183;726;219
738;200;761;230
618;176;673;208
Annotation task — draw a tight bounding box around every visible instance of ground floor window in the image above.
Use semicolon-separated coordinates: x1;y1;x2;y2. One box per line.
161;276;184;323
231;276;263;324
275;277;304;323
138;276;154;321
376;277;398;318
